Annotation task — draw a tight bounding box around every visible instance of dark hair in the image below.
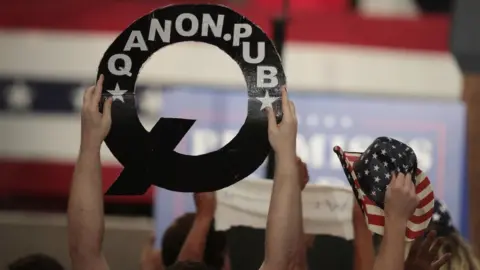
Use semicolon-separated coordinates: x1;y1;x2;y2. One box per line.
161;213;226;269
8;254;64;270
166;261;210;270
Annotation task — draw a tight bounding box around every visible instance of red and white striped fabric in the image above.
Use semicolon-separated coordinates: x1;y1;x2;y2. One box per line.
333;146;435;241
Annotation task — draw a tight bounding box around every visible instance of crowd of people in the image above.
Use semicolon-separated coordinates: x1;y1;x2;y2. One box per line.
7;77;480;270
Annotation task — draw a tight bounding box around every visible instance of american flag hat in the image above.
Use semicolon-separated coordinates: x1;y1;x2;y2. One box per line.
333;136;435;241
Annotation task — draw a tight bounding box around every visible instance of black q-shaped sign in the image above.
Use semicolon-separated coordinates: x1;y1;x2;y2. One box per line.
97;4;286;195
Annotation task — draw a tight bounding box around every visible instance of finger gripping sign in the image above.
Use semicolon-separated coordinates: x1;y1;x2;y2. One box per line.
97;4;285;195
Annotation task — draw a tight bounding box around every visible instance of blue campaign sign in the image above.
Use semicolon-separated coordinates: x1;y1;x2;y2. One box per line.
154;86;466;240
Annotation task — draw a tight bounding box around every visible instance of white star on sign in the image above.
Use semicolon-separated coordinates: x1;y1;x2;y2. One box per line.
432;213;441;221
256;91;279;111
107;83;128;103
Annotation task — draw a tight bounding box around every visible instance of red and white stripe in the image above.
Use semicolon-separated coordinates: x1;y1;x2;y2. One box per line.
334;146;434;241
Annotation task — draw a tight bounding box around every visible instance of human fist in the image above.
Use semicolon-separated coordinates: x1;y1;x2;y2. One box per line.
266;87;297;157
80;74;112;150
384;173;419;223
194;192;216;219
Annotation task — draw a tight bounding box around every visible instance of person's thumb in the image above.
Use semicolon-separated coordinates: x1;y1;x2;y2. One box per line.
102;97;112;123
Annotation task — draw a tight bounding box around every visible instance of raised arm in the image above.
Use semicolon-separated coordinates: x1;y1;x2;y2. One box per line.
177;192;216;262
293;158;309;270
67;75;112;270
352;200;375;270
373;173;419;270
260;87;302;270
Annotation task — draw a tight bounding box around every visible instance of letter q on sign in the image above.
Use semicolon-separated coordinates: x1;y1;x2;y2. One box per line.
95;4;286;194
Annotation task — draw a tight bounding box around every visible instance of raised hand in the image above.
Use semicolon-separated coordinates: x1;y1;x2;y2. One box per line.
80;74;112;150
404;231;451;270
68;75;113;270
384;173;419;223
266;86;297;157
176;193;216;263
372;173;419;270
194;192;216;219
260;86;302;270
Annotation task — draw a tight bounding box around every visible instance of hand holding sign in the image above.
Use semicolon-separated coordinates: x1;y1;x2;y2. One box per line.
266;87;297;156
81;75;112;150
97;4;285;194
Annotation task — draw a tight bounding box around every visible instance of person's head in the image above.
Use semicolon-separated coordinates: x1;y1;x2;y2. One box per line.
8;254;64;270
162;213;227;269
433;232;480;270
166;261;210;270
416;200;480;270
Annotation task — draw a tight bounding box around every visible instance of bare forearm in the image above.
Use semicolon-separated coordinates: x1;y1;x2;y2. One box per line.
68;145;105;262
177;215;212;262
353;216;374;270
264;152;302;269
373;219;406;270
294;209;307;269
293;235;308;270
